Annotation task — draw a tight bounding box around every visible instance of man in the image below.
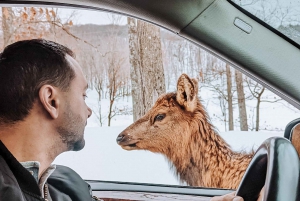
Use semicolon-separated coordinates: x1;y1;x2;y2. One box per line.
0;39;94;200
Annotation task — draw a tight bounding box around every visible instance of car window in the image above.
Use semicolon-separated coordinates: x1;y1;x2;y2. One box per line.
230;0;300;45
1;6;299;188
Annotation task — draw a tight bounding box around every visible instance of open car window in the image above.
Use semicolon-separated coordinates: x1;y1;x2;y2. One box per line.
0;6;299;189
230;0;300;45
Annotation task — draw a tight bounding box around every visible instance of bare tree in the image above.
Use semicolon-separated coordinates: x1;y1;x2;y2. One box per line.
199;56;234;131
226;64;234;130
161;36;174;90
106;56;126;126
235;70;248;131
245;78;282;131
93;54;105;126
1;7;14;48
250;83;264;131
0;7;82;48
128;17;166;121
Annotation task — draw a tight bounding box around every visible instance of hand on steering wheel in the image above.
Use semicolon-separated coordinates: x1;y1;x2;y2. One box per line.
236;137;300;201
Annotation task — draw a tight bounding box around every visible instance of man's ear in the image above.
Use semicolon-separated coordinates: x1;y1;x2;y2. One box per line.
38;85;60;119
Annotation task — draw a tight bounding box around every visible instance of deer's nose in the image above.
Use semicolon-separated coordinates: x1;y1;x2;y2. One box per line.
116;133;126;144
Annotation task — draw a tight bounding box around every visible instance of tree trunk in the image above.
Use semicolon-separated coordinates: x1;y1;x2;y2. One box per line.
107;68;118;127
255;87;265;131
108;100;113;127
226;64;234;130
2;7;14;48
255;99;260;131
235;70;248;131
128;17;166;121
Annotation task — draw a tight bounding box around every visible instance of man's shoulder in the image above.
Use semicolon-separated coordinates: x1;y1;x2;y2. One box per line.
49;165;87;185
48;165;93;201
0;155;16;180
0;155;27;201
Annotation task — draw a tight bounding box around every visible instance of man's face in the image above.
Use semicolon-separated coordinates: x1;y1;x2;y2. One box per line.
56;55;92;151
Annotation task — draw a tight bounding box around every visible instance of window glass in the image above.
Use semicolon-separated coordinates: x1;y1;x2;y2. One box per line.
1;6;299;187
230;0;300;45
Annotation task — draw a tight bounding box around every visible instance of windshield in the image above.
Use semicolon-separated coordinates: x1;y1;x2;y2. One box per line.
0;5;299;189
230;0;300;45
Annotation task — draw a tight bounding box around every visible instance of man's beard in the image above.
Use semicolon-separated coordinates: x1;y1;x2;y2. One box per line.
57;103;86;151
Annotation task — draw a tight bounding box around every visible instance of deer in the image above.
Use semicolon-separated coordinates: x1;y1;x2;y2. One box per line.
116;73;253;189
116;73;297;189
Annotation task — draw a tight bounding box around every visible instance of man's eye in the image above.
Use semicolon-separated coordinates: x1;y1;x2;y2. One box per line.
154;114;165;122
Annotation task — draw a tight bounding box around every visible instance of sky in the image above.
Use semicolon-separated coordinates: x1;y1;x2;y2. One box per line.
58;7;127;25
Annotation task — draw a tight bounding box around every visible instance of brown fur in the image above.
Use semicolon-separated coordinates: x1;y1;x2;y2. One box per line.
116;74;297;189
292;124;300;158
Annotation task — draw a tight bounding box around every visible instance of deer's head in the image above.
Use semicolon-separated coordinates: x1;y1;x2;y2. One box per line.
116;74;204;154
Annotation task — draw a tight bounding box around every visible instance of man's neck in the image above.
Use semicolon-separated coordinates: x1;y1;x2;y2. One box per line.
0;120;63;178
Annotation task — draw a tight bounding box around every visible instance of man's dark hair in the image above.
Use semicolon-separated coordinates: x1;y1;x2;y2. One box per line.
0;39;75;124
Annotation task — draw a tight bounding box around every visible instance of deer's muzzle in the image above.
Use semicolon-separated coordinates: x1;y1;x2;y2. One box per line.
116;133;126;144
116;132;139;149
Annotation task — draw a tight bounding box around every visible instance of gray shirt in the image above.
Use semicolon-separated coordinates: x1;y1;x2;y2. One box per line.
20;161;56;201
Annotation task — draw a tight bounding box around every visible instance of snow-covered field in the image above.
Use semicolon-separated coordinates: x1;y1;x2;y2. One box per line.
54;126;180;185
54;127;284;185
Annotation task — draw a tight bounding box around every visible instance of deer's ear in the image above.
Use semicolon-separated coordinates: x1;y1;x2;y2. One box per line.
176;74;198;112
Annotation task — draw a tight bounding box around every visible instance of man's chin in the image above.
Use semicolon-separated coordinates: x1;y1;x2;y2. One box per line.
71;139;85;151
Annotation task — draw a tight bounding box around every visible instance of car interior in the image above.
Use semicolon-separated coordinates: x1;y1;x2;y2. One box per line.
1;0;300;201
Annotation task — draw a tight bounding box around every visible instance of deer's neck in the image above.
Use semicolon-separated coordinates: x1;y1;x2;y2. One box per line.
167;120;253;189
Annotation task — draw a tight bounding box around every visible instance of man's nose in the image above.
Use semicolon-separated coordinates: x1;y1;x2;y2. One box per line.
87;106;92;118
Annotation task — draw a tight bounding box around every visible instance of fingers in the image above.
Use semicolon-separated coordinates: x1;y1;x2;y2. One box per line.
210;192;244;201
232;197;244;201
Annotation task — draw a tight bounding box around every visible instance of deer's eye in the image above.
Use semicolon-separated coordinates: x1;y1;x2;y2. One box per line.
154;114;165;122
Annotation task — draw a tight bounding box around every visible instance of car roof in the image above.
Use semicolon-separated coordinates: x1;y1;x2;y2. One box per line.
1;0;300;109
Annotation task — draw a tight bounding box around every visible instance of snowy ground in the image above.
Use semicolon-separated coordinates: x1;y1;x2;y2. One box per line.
54;127;284;185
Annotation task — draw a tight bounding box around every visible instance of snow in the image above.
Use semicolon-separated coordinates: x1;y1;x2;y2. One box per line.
220;131;283;152
54;127;284;185
54;126;180;185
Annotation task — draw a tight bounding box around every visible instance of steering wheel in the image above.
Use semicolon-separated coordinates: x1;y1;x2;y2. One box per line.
236;137;300;201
